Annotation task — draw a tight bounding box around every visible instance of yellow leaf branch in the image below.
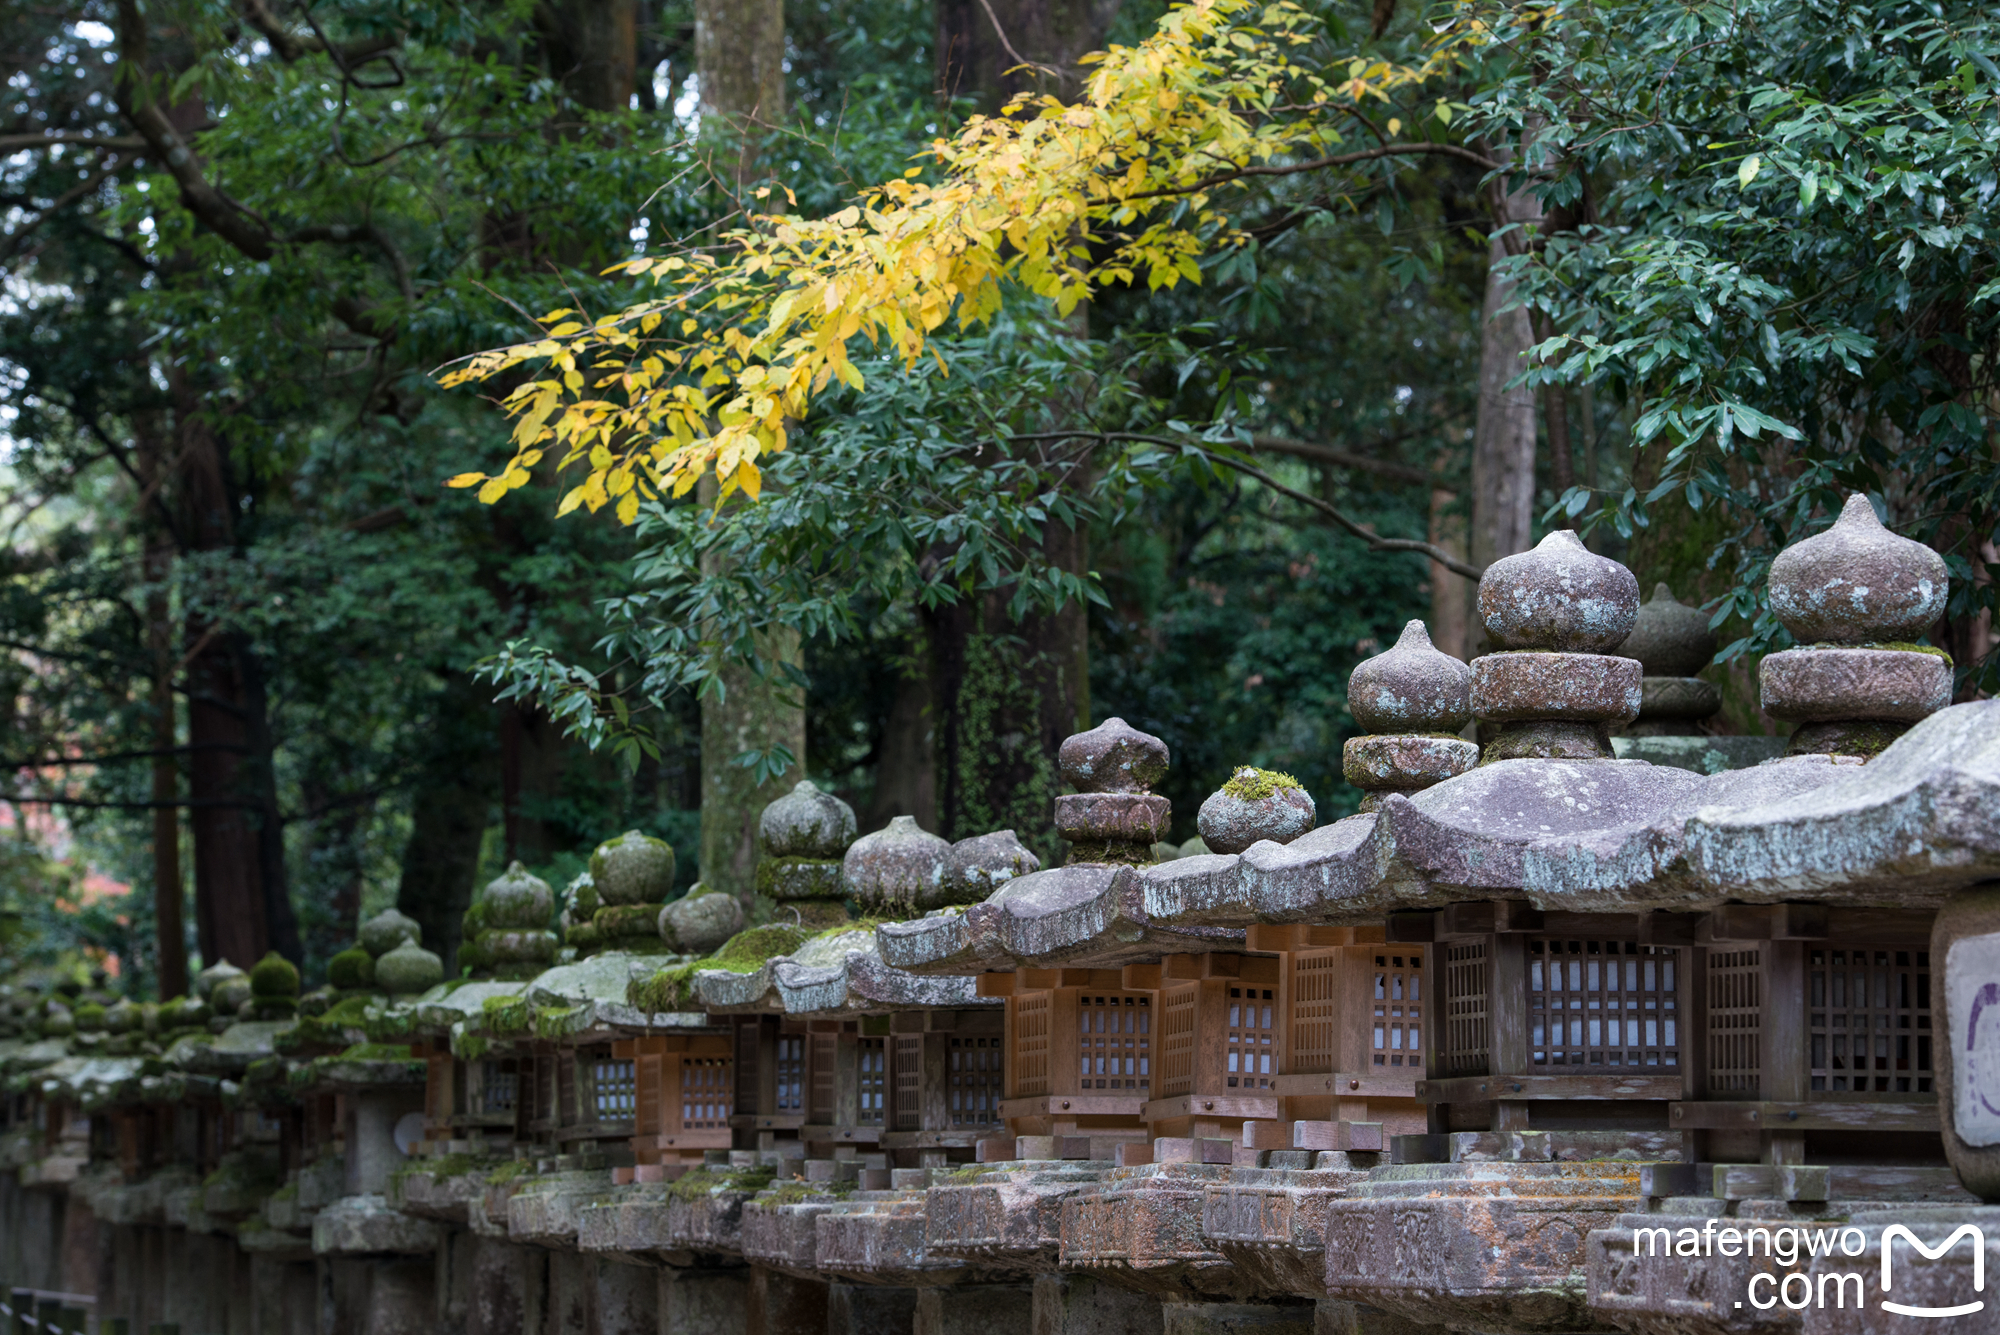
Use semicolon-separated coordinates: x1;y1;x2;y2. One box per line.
441;0;1483;520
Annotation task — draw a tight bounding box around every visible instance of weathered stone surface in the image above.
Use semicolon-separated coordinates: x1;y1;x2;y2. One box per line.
1348;621;1472;734
375;943;444;996
1479;531;1639;654
1323;1162;1643;1333
845;815;951;911
1198;772;1317;855
1759;647;1951;723
1768;493;1948;644
1055;794;1174;846
761;779;858;859
1610;734;1787;772
1937;885;2000;1201
1621;584;1717;678
483;863;555;930
1637;677;1721;721
878;864;1244;975
924;1163;1115;1272
1060;718;1170;793
1202;1164;1370;1300
1585;1202;1800;1335
359;909;422;958
660;886;745;955
484;928;559;964
943;830;1043;902
311;1194;438;1256
1061;1164;1241;1299
696;923;990;1015
1686;702;2000;902
814;1194;965;1285
758;857;847;900
1342;737;1478;793
1472;653;1642;725
506;1169;614;1247
590;831;677;905
741;1194;844;1273
1802;1206;1999;1334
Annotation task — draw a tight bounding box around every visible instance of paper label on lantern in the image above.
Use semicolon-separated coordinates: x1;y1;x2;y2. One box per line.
1949;932;2000;1147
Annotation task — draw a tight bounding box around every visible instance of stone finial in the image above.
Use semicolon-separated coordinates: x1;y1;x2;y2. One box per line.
1348;621;1473;733
1761;494;1953;758
759;780;857;859
1198;767;1316;854
1058;717;1169;793
843;815;951;912
359;909;422;958
376;942;445;996
1053;719;1173;864
1470;533;1643;760
1768;493;1949;644
1622;584;1717;677
484;862;555;930
589;831;676;906
942;830;1041;901
1622;584;1723;737
1478;530;1640;653
1343;620;1479;804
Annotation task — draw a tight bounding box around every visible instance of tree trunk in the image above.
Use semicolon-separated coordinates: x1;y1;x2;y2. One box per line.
134;410;187;1000
863;653;937;834
397;674;499;972
694;0;785;189
1428;479;1470;663
937;0;1123;111
1468;162;1543;640
536;0;639;112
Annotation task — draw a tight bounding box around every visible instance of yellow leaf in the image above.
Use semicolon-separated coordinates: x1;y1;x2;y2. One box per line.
616;492;640;525
477;479;509;504
446;473;486;489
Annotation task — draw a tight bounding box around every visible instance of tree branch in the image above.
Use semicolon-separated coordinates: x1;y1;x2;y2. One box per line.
0;133;148;152
1249;434;1432;485
1121;142;1506;204
1007;430;1487;578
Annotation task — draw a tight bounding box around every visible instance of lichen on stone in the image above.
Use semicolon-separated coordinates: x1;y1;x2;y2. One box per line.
1221;767;1304;802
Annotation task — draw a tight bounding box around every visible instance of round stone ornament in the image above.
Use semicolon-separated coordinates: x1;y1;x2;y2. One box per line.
941;830;1042;902
1058;717;1170;793
843;815;950;910
589;831;677;906
1343;734;1479;792
1197;768;1316;855
359;909;422;959
1347;620;1472;734
1621;584;1717;678
1478;530;1640;653
1471;652;1642;725
484;862;556;930
759;780;858;859
376;942;445;996
1768;493;1948;644
1759;647;1952;723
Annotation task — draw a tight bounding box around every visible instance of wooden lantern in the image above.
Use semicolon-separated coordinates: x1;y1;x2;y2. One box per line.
614;1032;734;1165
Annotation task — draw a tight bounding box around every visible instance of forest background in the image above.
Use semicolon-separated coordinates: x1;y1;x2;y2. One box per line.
2;0;1995;997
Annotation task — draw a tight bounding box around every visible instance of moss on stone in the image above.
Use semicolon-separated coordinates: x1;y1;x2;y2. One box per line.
1221;767;1304;801
627;922;817;1013
667;1166;774;1201
338;1042;414;1061
328;948;375;990
249;951;300;998
481;994;531;1036
759;1178;849;1205
487;1158;533;1184
1804;640;1955;664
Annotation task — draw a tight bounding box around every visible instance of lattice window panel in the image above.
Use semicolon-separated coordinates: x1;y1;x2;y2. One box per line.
592;1058;637;1120
1373;951;1424;1070
478;1060;518;1116
1441;943;1490;1076
557;1052;577;1126
775;1035;805;1113
857;1038;887;1125
1529;939;1679;1068
1227;986;1276;1089
1159;987;1197;1097
1011;992;1050;1098
893;1034;923;1131
1289;951;1340;1073
1079;993;1152;1094
680;1057;731;1129
1707;949;1761;1096
1810;946;1933;1094
949;1036;1002;1127
809;1034;837;1122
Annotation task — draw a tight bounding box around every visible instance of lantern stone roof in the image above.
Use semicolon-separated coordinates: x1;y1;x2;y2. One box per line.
693;923;993;1016
881;701;2000;972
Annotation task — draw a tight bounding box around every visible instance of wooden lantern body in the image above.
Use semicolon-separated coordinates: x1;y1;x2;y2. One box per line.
613;1032;734;1165
728;1009;1003;1161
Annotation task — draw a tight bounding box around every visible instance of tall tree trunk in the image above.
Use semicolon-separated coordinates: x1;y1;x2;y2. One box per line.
134;411;187;999
1428;478;1470;663
536;0;639;112
862;653;937;834
398;674;499;971
1532;312;1573;496
694;0;785;190
936;0;1124;110
1468;159;1543;643
692;3;804;909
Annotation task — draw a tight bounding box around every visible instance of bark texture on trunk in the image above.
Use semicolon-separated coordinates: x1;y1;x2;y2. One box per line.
397;673;499;973
1468;169;1544;642
694;0;785;188
137;414;187;999
536;0;639;112
699;641;807;906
